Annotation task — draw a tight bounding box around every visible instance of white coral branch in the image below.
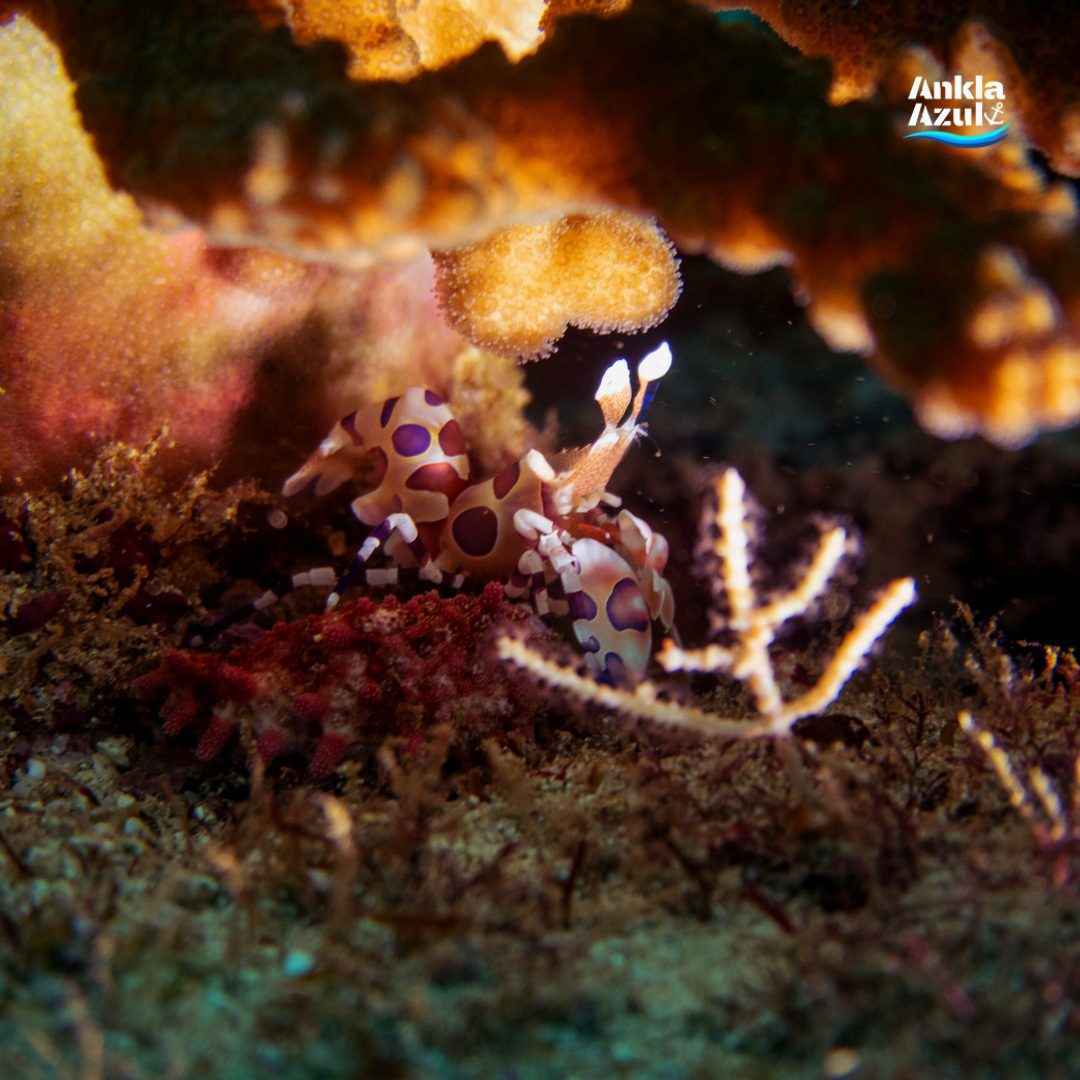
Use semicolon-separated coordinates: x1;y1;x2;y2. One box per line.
959;710;1078;846
498;467;915;740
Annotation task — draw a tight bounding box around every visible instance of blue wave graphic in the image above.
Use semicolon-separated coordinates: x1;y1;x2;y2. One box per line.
903;123;1010;148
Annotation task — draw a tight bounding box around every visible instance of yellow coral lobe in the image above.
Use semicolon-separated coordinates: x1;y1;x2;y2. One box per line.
267;0;421;81
265;0;629;81
0;16;323;485
400;0;548;68
432;212;682;358
8;0;1080;445
267;0;552;81
909;245;1080;445
0;18;158;300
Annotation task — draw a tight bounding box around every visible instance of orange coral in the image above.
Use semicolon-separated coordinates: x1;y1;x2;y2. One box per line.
6;0;1080;449
870;243;1080;444
256;0;628;82
432;212;680;358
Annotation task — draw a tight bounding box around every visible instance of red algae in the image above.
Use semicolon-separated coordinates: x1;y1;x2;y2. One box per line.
134;583;537;780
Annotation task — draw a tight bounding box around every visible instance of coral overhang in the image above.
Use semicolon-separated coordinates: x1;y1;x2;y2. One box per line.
4;0;1080;487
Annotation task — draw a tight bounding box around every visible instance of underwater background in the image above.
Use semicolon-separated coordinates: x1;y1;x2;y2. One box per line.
2;2;1080;1077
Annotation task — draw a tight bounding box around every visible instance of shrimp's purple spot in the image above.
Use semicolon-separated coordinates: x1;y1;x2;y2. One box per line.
601;652;629;685
405;462;466;500
578;634;601;654
424;389;444;407
492;461;520;500
392;424;431;457
607;578;650;633
340;412;363;446
438;419;467;457
452;506;498;557
366;447;389;488
567;589;598;622
380;397;400;428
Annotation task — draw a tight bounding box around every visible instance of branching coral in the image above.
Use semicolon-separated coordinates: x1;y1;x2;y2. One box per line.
499;467;915;738
959;710;1080;876
4;595;1080;1076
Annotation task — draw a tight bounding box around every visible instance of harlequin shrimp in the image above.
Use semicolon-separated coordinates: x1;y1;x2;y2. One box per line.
202;343;676;682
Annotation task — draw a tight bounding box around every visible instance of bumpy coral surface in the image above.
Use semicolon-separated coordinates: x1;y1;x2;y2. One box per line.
433;212;681;358
133;583;536;780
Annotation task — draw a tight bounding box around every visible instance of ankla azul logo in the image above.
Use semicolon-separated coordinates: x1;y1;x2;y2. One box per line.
905;74;1009;148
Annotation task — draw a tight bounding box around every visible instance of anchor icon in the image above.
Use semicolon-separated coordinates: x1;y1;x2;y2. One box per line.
988;102;1005;124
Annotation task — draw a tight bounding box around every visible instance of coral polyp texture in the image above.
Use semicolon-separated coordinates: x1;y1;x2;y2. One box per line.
500;468;915;737
0;13;505;490
0;16;322;486
134;583;535;780
0;15;526;488
433;212;681;358
6;6;1080;1076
